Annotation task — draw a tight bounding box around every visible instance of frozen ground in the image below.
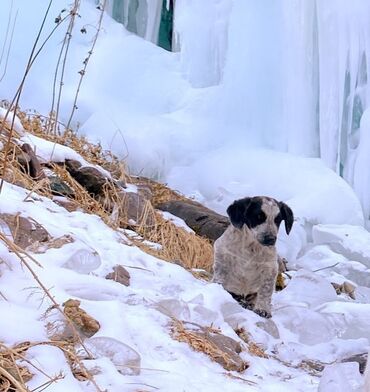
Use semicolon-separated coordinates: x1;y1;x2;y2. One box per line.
0;122;367;391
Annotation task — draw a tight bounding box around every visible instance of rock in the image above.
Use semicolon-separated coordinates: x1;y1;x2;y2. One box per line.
121;191;153;225
63;299;100;338
341;352;368;373
331;281;356;299
101;190;154;227
105;265;130;286
171;321;248;372
0;213;50;249
49;176;74;197
157;200;230;241
195;330;247;372
26;234;74;254
65;159;109;196
53;196;80;212
19;143;46;180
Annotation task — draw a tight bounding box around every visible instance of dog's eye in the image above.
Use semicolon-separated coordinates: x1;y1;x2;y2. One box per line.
275;213;282;225
256;212;265;222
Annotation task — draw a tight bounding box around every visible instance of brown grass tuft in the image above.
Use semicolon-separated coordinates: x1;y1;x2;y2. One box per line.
0;105;214;272
234;327;269;359
170;320;248;372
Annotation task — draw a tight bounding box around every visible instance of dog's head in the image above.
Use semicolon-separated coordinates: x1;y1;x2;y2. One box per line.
226;196;294;246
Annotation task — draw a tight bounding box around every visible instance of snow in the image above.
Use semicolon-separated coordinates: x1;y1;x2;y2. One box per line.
0;107;25;135
0;0;370;390
20;132;111;177
0;166;368;390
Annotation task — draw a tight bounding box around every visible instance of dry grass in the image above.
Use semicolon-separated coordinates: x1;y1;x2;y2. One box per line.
0;342;33;392
136;203;214;271
0;104;214;272
170;320;248;372
234;327;269;359
0;339;102;392
131;176;188;207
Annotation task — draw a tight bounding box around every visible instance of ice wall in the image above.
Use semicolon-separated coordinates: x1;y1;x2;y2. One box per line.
169;0;370;216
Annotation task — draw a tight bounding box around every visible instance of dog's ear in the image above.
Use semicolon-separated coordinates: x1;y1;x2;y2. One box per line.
279;202;294;235
227;198;251;229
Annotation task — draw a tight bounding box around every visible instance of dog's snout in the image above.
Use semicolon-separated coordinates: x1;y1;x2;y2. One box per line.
261;234;276;246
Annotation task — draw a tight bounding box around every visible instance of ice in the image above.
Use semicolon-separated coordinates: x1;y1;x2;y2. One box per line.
355;286;370;304
353;109;370;221
274;270;337;308
295;244;370;288
191;305;218;325
154;298;190;320
62;248;102;274
83;336;141;376
318;362;364;392
313;224;370;267
318;302;370;341
275;306;340;345
173;0;232;87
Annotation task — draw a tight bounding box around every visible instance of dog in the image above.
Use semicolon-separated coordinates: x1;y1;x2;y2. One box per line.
212;196;294;318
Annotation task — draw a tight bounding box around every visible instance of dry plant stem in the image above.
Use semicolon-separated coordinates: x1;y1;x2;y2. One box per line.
0;233;104;392
52;0;81;137
0;366;28;392
30;374;64;392
0;233;84;348
0;2;18;83
66;0;107;130
0;0;13;66
0;0;54;193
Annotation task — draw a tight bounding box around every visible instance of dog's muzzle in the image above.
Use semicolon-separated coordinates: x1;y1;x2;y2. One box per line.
260;234;277;246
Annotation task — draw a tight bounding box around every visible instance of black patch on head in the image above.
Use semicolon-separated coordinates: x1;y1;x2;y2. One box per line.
226;197;251;229
244;199;266;228
227;197;267;229
274;212;282;227
278;202;294;234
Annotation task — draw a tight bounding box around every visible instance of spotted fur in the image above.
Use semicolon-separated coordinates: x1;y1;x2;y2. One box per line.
212;196;294;318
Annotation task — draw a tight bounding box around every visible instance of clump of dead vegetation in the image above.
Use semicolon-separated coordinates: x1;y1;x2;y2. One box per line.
0;101;214;272
170;320;249;373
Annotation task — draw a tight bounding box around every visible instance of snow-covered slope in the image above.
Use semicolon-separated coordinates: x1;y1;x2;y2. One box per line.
0;117;367;391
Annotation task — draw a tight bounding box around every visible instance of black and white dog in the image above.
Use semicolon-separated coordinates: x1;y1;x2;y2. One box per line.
212;196;294;318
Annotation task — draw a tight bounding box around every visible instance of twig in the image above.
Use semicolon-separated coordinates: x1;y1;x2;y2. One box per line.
0;0;54;193
0;2;18;83
65;0;107;130
30;373;64;392
49;2;81;136
0;233;104;392
0;365;28;392
313;262;340;273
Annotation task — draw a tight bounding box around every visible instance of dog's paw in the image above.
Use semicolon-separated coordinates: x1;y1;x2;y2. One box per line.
254;308;272;319
240;300;254;311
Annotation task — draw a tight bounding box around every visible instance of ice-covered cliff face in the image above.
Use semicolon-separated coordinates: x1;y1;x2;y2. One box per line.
106;0;370;217
1;0;370;223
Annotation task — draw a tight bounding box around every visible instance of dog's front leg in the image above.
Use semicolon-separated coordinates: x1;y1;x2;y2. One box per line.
253;269;277;318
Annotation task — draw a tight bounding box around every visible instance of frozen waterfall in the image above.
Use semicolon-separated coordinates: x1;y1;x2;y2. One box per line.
105;0;370;218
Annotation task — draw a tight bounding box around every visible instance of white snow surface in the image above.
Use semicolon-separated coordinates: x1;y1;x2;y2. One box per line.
0;136;367;390
0;2;370;389
0;175;368;392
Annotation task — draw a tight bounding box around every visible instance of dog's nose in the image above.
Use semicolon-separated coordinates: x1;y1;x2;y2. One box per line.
261;235;276;246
